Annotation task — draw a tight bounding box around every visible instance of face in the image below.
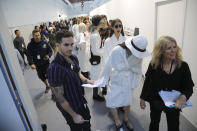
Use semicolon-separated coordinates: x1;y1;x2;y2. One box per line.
112;21;122;35
58;37;74;57
98;19;106;29
33;32;41;43
163;42;177;60
103;18;108;28
15;31;20;37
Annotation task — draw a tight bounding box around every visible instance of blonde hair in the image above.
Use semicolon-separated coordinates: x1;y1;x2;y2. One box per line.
151;36;183;69
78;23;87;33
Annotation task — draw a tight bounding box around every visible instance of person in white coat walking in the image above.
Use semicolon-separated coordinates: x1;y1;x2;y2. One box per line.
89;15;106;101
101;35;150;131
75;23;91;78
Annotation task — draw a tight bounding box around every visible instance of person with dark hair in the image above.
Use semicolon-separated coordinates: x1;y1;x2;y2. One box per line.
42;25;49;39
102;19;126;96
90;15;106;101
140;36;194;131
27;30;52;93
104;19;126;64
99;15;110;44
13;30;28;66
47;30;93;131
35;26;40;32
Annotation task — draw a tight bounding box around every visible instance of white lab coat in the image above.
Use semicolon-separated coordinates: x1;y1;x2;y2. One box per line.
90;30;104;80
101;46;142;108
72;24;79;56
75;32;91;72
103;34;126;64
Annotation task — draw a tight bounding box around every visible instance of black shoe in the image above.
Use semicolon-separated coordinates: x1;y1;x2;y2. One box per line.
41;124;47;131
93;95;105;102
102;88;107;95
116;124;123;131
118;107;124;112
123;120;134;131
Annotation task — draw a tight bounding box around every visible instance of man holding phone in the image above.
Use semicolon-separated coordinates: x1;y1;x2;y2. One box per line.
47;31;92;131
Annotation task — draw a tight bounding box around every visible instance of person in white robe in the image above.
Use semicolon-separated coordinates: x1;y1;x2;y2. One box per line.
102;19;126;96
72;18;79;56
90;15;106;101
103;19;126;64
101;35;150;130
75;23;91;78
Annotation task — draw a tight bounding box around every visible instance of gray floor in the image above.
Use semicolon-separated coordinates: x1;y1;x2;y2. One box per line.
24;68;197;131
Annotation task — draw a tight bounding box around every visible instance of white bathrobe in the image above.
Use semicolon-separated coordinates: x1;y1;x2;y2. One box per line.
75;32;91;72
90;30;104;80
72;24;79;56
103;34;126;64
101;46;142;108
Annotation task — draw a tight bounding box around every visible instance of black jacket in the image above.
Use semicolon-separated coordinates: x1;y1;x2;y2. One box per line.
140;61;194;102
27;38;52;66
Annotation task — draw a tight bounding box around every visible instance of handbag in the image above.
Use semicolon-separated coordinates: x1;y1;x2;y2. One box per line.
89;46;101;65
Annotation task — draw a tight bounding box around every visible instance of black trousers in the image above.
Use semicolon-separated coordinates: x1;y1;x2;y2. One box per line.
149;101;180;131
18;48;27;64
36;63;49;82
56;103;91;131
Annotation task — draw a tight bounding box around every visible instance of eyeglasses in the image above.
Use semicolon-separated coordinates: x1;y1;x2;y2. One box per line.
114;24;122;29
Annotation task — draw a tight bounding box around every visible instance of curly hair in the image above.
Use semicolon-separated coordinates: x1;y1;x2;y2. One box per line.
151;36;183;69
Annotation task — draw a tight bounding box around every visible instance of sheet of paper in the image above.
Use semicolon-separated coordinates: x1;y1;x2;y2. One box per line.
159;90;192;108
82;77;106;88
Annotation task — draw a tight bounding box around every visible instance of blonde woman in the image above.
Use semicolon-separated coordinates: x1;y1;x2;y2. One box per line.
75;23;91;78
140;36;194;131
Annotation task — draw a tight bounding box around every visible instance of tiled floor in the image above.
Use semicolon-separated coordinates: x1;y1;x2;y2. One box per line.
24;68;197;131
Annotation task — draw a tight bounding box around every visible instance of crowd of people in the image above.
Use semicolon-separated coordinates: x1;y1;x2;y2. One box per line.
13;14;194;131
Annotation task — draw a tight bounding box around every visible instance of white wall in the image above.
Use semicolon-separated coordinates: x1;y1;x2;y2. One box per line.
182;0;197;128
0;5;42;131
0;0;70;28
0;69;26;131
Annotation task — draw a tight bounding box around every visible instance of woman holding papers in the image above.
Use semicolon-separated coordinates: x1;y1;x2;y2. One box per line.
140;36;194;131
101;35;149;131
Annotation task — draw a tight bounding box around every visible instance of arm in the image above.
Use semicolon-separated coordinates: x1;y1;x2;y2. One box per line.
47;43;53;58
78;72;94;84
180;62;194;100
90;34;103;56
175;62;194;109
22;37;26;49
51;85;84;124
140;63;154;109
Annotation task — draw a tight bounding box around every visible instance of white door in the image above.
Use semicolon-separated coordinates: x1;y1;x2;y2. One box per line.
155;0;186;47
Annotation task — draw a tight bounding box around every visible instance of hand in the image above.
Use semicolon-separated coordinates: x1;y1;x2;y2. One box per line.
102;39;105;44
87;79;94;84
73;114;84;124
44;55;49;60
140;99;146;109
175;95;186;109
31;64;36;69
